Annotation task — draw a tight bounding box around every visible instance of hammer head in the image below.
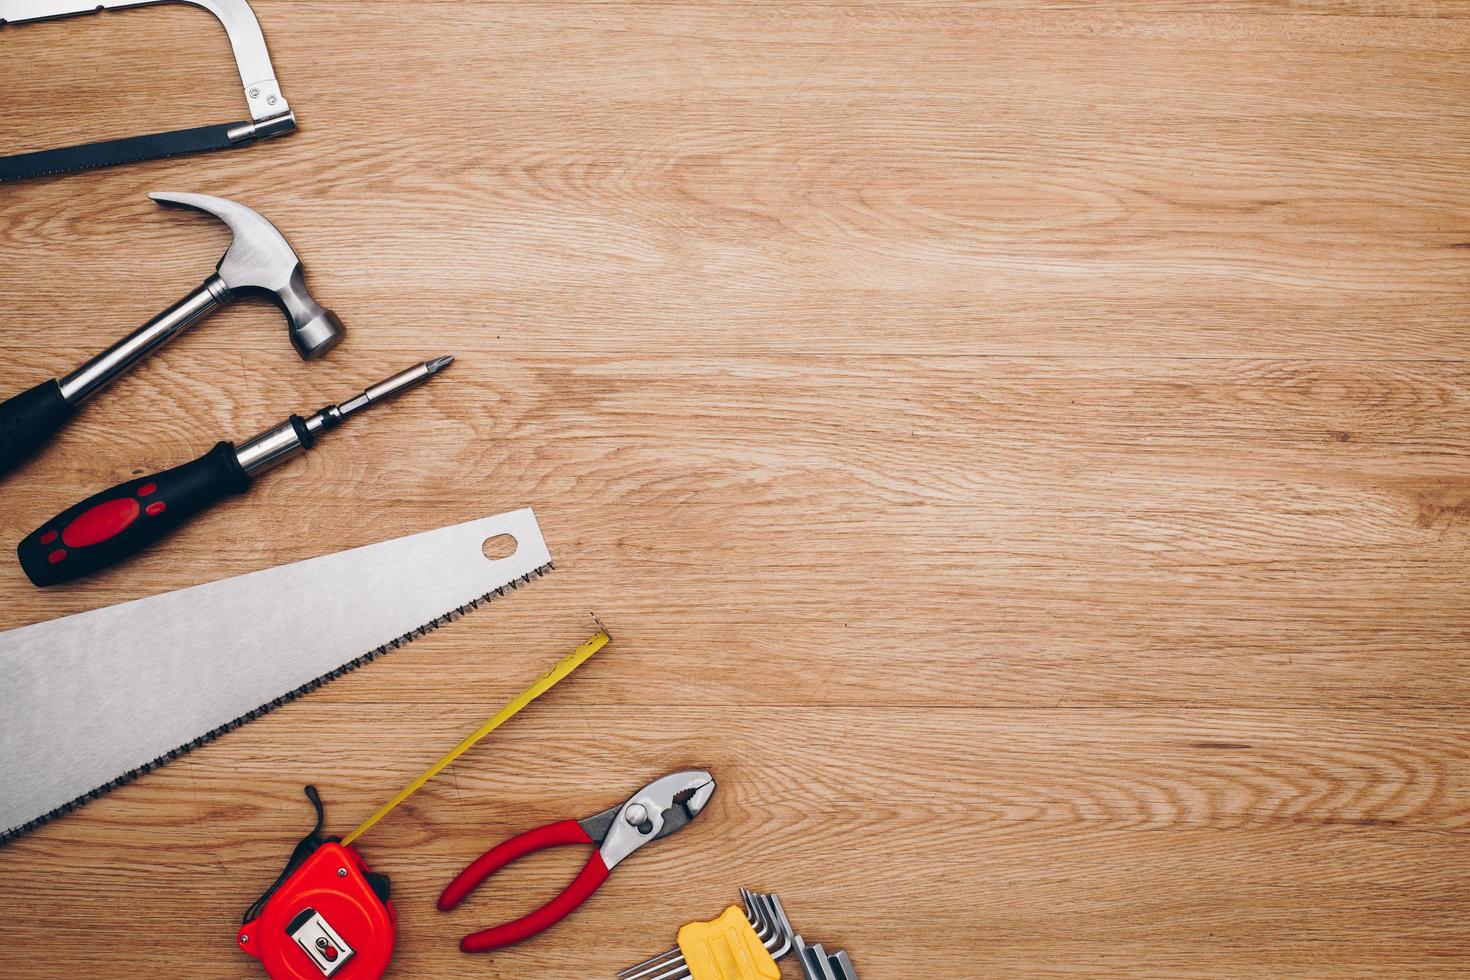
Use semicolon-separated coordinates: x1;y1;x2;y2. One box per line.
149;192;345;360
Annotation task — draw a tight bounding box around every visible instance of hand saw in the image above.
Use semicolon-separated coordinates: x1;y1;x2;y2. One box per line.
0;0;296;182
0;508;553;844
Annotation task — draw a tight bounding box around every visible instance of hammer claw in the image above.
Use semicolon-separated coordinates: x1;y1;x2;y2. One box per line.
149;191;345;359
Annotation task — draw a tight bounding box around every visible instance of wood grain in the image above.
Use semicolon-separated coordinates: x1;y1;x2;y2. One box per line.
0;1;1467;977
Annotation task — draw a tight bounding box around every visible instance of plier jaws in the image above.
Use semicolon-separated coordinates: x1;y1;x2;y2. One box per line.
438;769;717;953
596;769;716;870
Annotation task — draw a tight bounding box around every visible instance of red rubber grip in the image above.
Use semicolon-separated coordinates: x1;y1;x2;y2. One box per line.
459;852;610;952
439;819;593;911
17;441;249;587
439;819;612;952
62;497;142;547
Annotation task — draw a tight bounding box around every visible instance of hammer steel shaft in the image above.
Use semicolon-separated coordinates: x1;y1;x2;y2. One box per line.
16;357;453;588
58;277;231;405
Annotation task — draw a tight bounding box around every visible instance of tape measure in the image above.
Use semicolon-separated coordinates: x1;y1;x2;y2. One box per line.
237;628;612;979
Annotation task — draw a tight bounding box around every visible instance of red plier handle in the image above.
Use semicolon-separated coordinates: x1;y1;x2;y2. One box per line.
437;819;611;953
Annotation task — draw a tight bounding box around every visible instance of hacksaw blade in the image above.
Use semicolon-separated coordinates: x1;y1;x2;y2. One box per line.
0;507;552;845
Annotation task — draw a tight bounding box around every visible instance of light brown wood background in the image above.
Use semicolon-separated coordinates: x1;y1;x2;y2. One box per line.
1;1;1467;977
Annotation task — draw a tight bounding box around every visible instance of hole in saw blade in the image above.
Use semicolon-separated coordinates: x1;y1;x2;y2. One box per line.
482;534;518;561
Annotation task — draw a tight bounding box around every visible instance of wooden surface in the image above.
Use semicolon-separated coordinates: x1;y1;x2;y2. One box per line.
1;2;1467;976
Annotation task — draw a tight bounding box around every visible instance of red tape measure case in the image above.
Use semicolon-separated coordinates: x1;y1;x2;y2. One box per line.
238;842;395;979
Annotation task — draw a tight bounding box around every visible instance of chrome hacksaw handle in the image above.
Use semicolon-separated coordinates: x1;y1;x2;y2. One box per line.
0;0;293;122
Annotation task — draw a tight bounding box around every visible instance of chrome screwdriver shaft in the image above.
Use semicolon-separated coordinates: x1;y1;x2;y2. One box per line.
237;356;453;476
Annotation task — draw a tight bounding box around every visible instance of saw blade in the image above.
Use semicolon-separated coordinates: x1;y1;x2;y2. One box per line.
0;122;245;183
0;508;552;845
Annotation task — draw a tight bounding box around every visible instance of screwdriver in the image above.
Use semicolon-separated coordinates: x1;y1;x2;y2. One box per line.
18;356;454;587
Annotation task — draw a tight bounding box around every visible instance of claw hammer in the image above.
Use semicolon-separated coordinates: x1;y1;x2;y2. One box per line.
0;192;345;480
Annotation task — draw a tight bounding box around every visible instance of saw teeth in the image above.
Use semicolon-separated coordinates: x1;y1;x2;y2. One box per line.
0;560;554;847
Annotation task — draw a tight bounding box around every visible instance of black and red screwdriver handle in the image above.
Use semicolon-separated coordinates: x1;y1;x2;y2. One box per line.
0;380;74;480
437;820;612;953
17;442;251;587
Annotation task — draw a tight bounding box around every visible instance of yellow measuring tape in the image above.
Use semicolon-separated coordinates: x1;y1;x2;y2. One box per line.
341;628;612;846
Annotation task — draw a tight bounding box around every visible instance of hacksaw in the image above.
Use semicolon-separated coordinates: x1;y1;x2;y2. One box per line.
0;507;553;844
0;0;297;182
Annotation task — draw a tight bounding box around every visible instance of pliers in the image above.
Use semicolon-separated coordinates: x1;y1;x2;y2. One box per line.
438;770;717;952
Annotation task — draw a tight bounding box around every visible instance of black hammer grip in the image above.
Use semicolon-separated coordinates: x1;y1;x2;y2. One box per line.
0;380;74;480
18;442;251;587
